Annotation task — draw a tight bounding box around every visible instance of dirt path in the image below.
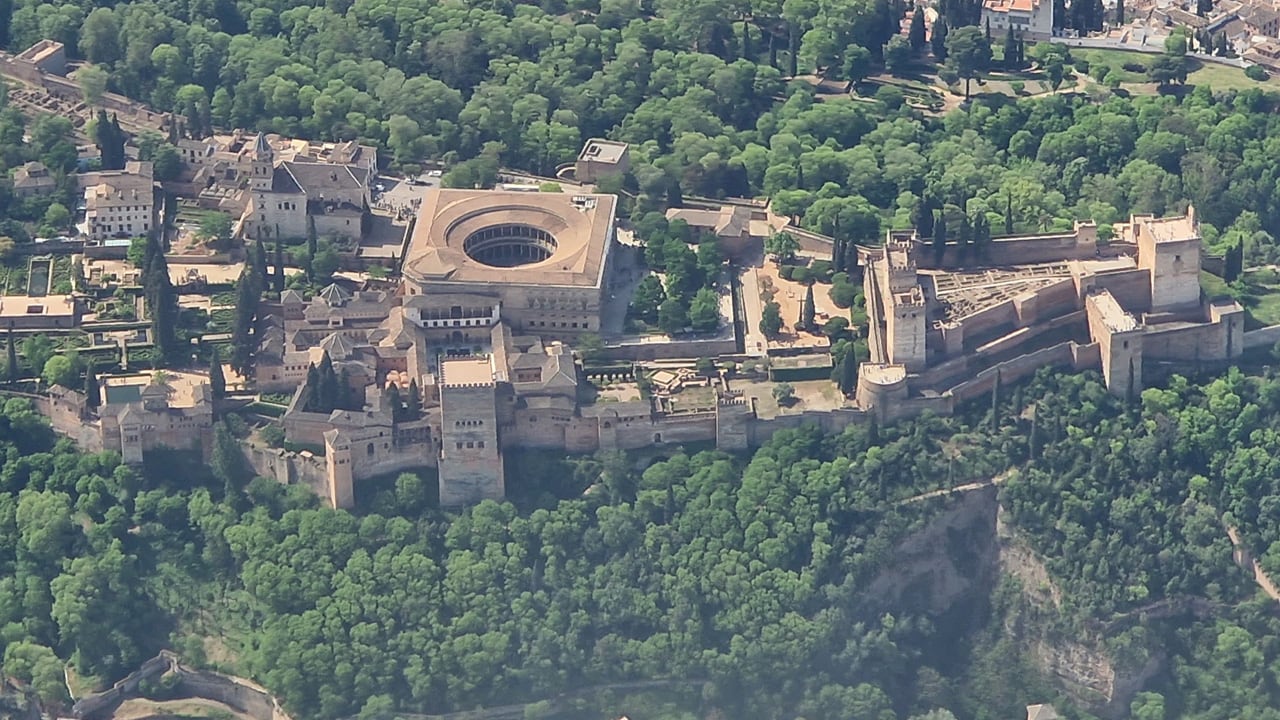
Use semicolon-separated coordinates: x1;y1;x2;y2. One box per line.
895;470;1014;506
1226;525;1280;602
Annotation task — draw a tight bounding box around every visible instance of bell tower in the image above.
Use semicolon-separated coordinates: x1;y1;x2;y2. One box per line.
249;132;274;191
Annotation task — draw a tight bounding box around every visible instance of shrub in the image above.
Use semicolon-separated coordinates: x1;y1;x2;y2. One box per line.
829;281;857;309
1122;61;1146;73
1246;65;1269;81
810;259;834;280
791;266;814;285
778;265;796;281
1010;80;1025;94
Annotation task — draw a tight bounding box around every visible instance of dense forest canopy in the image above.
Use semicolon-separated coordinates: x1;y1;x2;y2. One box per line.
9;0;1280;262
5;365;1280;719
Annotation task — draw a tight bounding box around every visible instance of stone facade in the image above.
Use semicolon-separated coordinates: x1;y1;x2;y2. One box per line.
859;207;1243;412
46;373;214;462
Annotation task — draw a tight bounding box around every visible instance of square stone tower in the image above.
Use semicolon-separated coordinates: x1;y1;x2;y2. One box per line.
1125;207;1201;313
438;356;504;506
1086;291;1144;399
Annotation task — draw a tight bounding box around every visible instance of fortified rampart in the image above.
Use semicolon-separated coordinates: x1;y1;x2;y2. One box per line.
71;651;293;720
0;44;173;135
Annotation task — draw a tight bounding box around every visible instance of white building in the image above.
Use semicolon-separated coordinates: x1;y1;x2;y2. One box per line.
82;161;156;240
982;0;1054;39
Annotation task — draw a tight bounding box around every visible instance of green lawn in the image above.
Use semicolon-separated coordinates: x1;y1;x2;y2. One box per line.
1186;58;1280;90
1071;48;1153;82
1238;268;1280;328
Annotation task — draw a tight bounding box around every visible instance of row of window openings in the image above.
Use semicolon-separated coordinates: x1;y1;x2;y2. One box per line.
531;321;586;329
96;223;149;233
455;440;486;449
428;319;489;327
455;419;483;427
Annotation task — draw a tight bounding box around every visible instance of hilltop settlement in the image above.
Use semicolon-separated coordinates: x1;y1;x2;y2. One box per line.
0;37;1266;510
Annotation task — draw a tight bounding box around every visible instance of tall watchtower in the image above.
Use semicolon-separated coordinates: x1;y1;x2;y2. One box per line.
324;428;355;509
1124;207;1201;313
438;356;504;506
249;132;274;192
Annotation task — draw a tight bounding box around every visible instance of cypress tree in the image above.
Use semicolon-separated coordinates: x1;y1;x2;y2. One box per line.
408;378;421;419
839;351;858;396
229;266;258;377
915;194;935;239
990;370;1001;431
386;383;403;422
5;328;15;383
1005;195;1015;234
318;352;338;411
274;240;286;292
909;8;927;50
208;345;226;401
932;210;948;264
304;363;320;411
985;17;992;41
1116;0;1124;24
931;16;949;60
253;240;268;291
84;360;100;409
1004;26;1019;69
306;215;318;282
802;284;816;329
338;367;353;410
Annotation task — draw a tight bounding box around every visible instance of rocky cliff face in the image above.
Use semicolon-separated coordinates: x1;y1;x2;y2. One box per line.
864;485;1160;718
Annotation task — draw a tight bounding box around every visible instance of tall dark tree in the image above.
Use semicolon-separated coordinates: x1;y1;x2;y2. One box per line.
385;383;403;422
802;284;816;329
143;237;177;362
229;266;259;378
1116;0;1125;24
84;360;100;409
985;17;992;41
932;210;948;264
990;370;1001;431
1005;195;1015;234
909;7;927;50
931;16;949;60
212;420;247;508
914;195;935;239
839;351;857;396
317;352;339;412
253;240;268;290
274;241;286;292
1053;0;1067;28
305;215;318;282
208;345;226;402
1196;0;1211;15
5;328;15;383
1004;27;1019;69
0;0;12;48
94;110;126;170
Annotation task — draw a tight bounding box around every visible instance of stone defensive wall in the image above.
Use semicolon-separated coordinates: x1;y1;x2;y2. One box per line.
1245;324;1280;349
0;51;173;134
924;227;1099;270
600;335;738;361
945;341;1088;403
72;651;293;720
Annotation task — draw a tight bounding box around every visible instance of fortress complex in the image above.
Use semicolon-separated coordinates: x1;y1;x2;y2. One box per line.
266;187;755;509
857;207;1245;415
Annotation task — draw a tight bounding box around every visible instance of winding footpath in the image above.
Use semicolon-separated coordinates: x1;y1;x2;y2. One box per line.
1226;525;1280;602
895;470;1015;506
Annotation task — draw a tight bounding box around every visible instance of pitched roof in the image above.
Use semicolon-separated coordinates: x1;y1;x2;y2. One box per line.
280;289;305;305
319;283;352;306
319;332;357;360
277;161;370;196
254;132;272;160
